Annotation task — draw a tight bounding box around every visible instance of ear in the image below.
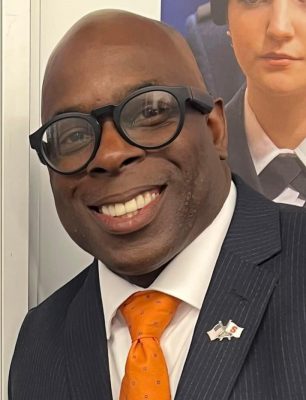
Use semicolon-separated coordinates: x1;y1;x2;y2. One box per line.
206;98;228;160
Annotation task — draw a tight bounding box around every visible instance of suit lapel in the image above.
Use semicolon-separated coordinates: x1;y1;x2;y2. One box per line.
226;87;263;194
64;261;113;400
175;179;281;400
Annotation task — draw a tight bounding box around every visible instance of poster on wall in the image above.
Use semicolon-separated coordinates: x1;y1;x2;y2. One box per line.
162;0;306;208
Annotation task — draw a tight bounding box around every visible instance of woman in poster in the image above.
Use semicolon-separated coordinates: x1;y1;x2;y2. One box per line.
211;0;306;207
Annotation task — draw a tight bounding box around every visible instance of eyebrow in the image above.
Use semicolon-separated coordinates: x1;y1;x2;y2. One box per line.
54;80;161;117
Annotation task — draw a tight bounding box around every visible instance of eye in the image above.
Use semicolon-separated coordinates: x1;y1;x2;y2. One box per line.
43;118;95;157
121;92;180;130
136;101;173;125
58;129;93;155
60;130;92;145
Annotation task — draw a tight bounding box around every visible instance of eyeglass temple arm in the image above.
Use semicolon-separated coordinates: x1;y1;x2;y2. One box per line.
188;87;214;114
29;128;48;165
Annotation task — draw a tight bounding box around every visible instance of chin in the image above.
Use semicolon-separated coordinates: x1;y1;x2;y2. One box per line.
108;253;167;274
96;239;177;278
109;263;161;277
254;73;306;96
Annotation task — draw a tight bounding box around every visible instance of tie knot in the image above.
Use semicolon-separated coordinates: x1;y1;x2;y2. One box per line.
120;291;180;341
259;153;306;200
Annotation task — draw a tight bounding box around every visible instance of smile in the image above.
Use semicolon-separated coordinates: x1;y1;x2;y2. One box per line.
89;186;166;234
99;189;160;218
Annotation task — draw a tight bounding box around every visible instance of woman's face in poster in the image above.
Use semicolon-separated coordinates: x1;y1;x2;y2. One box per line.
227;0;306;95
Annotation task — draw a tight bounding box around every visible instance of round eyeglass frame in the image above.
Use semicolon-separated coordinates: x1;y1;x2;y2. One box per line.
29;85;214;175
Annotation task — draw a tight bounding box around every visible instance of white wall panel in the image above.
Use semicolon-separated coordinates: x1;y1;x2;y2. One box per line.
2;1;30;398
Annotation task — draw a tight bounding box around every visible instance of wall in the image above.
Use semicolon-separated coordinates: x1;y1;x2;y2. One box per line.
2;1;30;399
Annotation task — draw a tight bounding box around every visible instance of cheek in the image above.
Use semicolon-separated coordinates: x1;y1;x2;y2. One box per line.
51;182;95;255
50;174;75;206
49;174;81;230
229;18;259;74
232;34;254;73
163;125;215;216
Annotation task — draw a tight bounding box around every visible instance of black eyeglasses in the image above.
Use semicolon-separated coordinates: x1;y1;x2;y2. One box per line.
29;85;214;175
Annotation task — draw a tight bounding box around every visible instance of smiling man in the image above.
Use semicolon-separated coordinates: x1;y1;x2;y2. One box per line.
9;9;306;400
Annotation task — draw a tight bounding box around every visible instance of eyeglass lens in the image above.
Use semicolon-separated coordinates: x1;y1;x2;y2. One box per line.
42;117;96;173
120;90;180;147
41;90;181;173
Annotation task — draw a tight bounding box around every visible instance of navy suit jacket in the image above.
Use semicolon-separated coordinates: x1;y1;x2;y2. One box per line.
226;86;264;195
9;177;306;399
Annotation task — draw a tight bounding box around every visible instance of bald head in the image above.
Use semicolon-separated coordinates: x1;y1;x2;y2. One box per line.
42;10;205;122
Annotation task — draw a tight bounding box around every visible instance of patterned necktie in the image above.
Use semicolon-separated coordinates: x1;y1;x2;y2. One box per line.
119;291;181;400
258;154;306;205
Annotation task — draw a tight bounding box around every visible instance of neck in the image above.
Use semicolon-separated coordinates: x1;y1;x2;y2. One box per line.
122;264;168;288
247;81;306;149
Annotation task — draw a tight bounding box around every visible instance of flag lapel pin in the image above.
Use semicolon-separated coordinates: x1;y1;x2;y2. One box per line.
207;320;244;341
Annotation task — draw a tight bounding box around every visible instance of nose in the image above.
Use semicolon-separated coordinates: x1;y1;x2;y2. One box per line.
86;120;146;175
266;1;295;40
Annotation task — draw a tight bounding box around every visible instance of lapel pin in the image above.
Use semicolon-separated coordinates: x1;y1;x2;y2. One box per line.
207;320;244;341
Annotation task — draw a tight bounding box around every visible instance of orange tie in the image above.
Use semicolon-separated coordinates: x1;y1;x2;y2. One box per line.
119;291;181;400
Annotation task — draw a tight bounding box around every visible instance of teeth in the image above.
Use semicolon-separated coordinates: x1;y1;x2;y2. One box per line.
115;203;126;216
102;206;110;215
144;192;152;206
99;190;159;217
109;205;116;217
136;194;145;209
125;198;138;213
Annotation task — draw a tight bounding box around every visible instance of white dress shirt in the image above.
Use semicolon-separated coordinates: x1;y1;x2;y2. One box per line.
98;182;236;400
244;90;306;207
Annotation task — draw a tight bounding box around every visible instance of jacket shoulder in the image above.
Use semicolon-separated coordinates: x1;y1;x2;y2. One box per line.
9;263;95;399
25;263;92;330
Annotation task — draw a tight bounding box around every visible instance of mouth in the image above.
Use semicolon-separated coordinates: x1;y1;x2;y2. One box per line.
262;52;299;60
88;186;166;234
94;187;162;217
260;52;303;66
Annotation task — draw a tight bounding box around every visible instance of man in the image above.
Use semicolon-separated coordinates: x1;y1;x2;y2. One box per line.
9;10;306;400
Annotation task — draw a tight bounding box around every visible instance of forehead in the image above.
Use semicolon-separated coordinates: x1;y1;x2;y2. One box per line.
42;16;203;121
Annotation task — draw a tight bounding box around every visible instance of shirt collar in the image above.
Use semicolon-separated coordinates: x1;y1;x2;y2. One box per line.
99;182;237;339
244;89;306;174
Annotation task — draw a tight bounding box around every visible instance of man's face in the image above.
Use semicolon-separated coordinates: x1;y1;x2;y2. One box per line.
228;0;306;95
42;15;229;282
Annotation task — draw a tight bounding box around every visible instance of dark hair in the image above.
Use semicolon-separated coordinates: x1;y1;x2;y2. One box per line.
210;0;228;25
